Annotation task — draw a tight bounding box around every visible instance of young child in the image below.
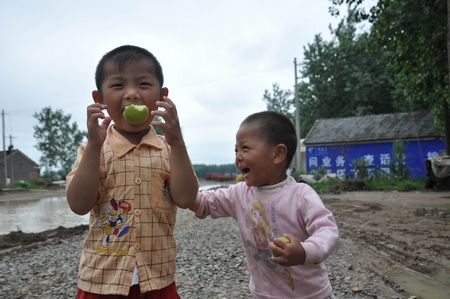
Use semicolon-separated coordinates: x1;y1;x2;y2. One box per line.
190;111;339;299
66;45;198;298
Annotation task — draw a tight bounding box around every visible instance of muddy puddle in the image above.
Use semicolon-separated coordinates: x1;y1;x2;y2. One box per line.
387;268;450;299
0;196;89;235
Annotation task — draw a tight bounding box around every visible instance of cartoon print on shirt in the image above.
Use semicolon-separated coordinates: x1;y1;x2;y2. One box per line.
97;198;131;248
244;201;294;290
162;179;171;202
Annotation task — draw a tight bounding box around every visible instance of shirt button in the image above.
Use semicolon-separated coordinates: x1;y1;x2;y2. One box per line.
133;148;140;155
135;178;141;184
134;209;141;216
134;243;141;250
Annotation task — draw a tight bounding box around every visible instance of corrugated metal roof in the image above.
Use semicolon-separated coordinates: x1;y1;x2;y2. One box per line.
303;111;440;145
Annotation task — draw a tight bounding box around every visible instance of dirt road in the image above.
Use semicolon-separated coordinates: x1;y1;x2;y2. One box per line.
320;190;450;276
0;187;449;297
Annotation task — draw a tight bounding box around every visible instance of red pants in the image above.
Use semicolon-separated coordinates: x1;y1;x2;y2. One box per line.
76;282;180;299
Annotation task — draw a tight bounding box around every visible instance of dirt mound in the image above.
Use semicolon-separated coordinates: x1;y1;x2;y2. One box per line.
0;225;88;251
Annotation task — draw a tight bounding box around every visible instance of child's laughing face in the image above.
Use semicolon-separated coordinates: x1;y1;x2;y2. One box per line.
235;122;281;187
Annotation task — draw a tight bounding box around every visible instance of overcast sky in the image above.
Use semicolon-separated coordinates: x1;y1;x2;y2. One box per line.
0;1;367;167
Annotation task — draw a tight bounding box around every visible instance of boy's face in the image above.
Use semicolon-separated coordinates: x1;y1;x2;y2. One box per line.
93;58;168;133
235;122;282;187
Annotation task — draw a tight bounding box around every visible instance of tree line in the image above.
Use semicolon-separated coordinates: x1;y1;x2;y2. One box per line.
193;164;239;179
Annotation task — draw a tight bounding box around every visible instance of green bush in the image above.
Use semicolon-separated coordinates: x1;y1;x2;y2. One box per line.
388;139;411;179
32;177;52;187
292;169;306;180
307;176;426;192
365;176;425;191
352;157;370;179
12;180;32;189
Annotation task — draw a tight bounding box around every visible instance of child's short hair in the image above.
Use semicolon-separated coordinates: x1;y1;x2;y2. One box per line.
95;45;164;95
242;111;297;168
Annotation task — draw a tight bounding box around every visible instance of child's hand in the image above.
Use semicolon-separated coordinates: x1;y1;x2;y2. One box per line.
269;234;306;267
87;103;111;148
151;96;183;146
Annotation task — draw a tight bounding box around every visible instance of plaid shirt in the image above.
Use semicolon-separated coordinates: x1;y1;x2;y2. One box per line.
66;125;177;295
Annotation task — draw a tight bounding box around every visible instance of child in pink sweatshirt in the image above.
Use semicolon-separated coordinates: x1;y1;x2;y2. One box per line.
190;111;339;299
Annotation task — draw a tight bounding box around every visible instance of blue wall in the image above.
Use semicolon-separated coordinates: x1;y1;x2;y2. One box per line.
306;138;445;178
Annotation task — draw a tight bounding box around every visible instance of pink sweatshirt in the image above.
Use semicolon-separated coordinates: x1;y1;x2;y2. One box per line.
194;176;339;299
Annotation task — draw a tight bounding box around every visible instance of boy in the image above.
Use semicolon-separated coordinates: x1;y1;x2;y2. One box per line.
66;45;198;298
190;111;339;299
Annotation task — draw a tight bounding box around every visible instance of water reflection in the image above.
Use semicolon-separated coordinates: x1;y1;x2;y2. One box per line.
387;269;450;299
0;196;89;235
0;183;229;235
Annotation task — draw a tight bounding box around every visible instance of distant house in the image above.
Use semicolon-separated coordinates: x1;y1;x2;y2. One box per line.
0;149;40;185
303;111;444;178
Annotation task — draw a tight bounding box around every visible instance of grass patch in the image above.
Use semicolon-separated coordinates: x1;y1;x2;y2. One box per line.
364;177;426;191
307;177;343;191
306;176;427;192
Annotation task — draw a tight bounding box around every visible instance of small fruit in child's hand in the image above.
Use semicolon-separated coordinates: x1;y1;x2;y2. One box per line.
272;236;291;257
123;104;149;125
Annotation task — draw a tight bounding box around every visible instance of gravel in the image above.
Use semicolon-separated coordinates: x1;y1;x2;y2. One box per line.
0;208;409;299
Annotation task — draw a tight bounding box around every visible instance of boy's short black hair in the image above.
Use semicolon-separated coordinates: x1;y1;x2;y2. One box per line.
95;45;164;95
242;111;297;169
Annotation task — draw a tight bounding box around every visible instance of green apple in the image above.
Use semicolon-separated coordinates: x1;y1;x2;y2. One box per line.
123;104;149;125
272;236;291;257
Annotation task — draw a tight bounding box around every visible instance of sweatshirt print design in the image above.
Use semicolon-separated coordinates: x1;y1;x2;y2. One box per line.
244;200;295;291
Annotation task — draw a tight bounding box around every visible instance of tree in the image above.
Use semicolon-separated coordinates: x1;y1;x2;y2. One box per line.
329;0;450;154
372;0;449;154
296;13;413;137
329;0;372;21
33;107;87;175
263;83;294;119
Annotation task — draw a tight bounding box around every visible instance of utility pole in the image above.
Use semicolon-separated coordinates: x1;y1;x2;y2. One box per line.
2;110;6;186
294;58;301;172
9;135;14;185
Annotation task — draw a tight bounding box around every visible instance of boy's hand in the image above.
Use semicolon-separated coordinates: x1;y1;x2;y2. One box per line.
270;234;306;267
87;103;111;148
152;96;198;210
151;96;183;146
